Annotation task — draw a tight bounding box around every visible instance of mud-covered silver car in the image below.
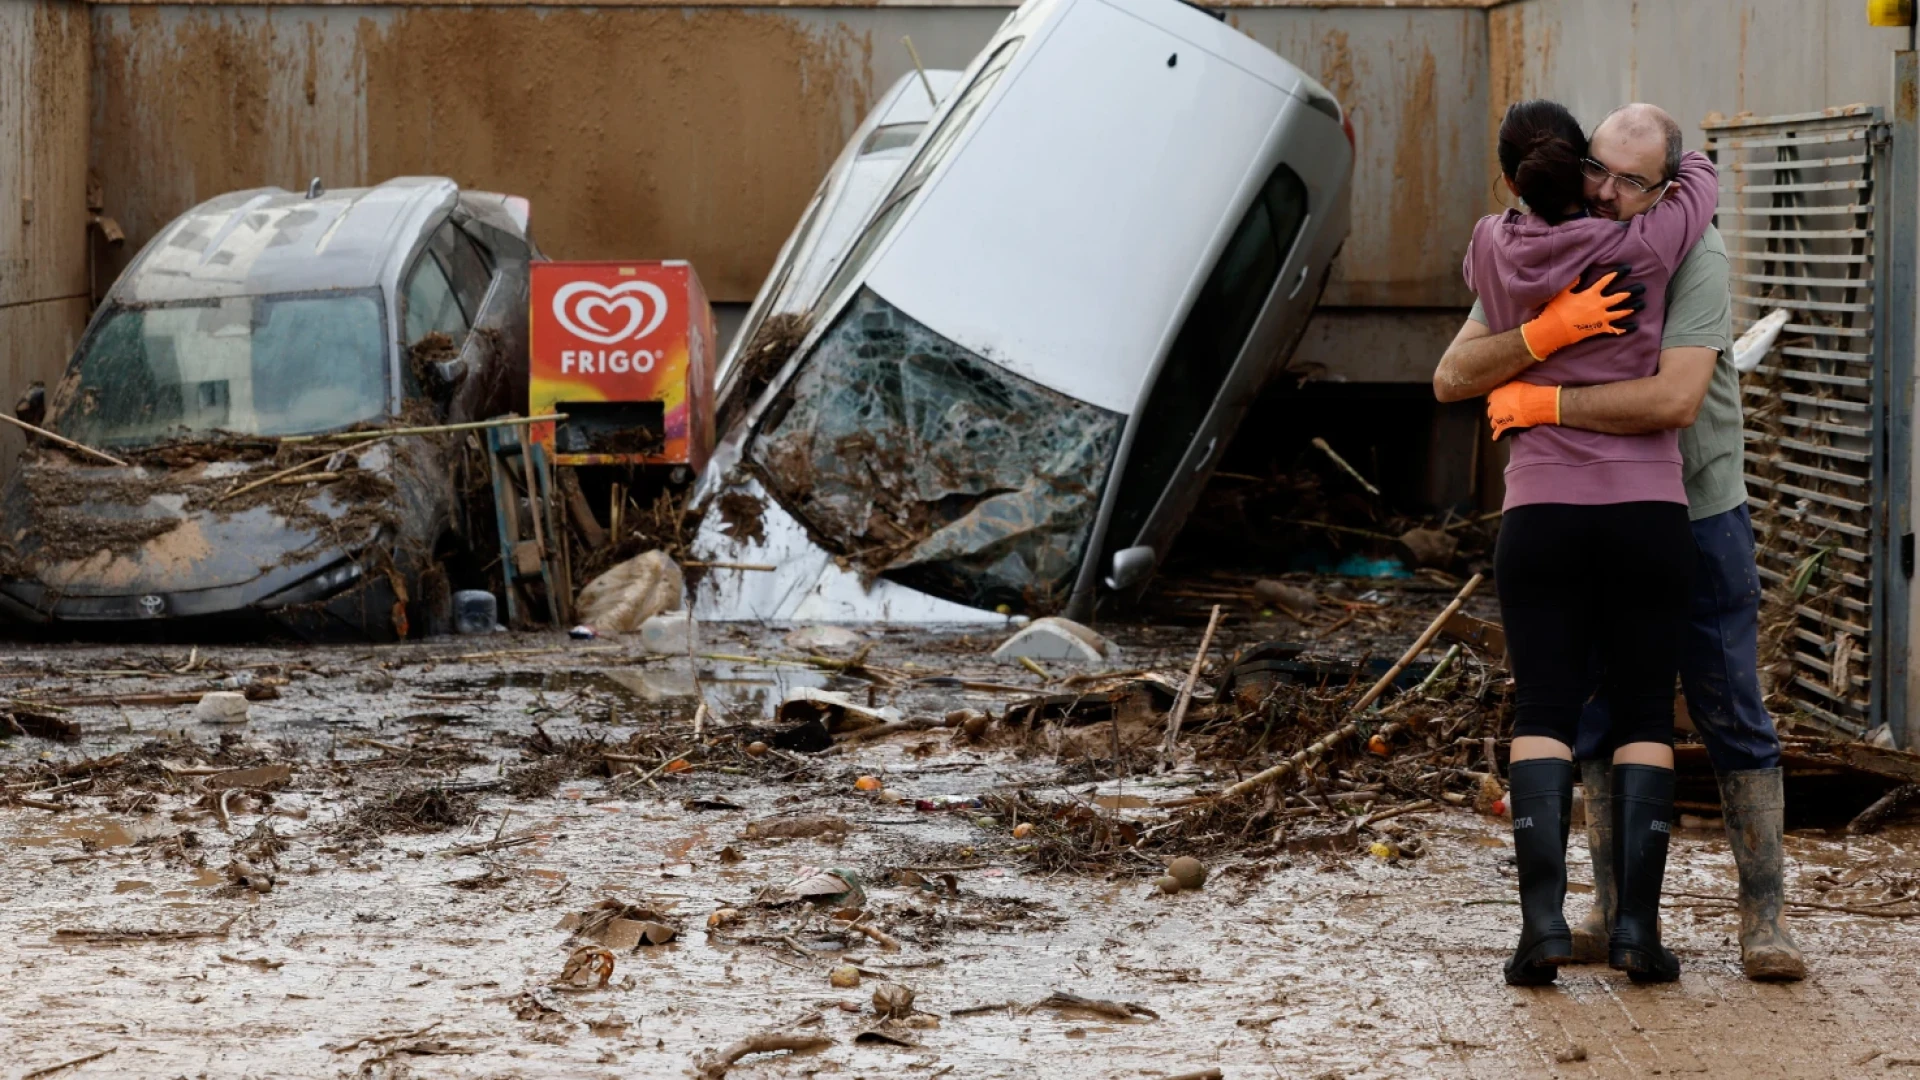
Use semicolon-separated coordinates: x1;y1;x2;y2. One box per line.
0;178;537;640
687;0;1352;623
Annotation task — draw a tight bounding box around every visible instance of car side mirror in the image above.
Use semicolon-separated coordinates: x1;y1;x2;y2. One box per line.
431;358;469;398
1105;545;1155;591
15;383;45;428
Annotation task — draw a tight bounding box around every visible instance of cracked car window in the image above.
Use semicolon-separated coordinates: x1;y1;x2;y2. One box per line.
751;288;1122;613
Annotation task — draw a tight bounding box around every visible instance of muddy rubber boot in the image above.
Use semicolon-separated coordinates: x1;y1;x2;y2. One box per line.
1570;760;1615;963
1719;768;1807;981
1504;758;1576;987
1609;764;1681;983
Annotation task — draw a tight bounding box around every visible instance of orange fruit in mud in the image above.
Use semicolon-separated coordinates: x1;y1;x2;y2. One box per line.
855;775;882;792
1367;734;1390;756
665;758;691;773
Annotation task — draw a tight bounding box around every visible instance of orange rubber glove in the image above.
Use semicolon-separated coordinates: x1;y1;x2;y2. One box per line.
1519;265;1644;360
1487;381;1561;441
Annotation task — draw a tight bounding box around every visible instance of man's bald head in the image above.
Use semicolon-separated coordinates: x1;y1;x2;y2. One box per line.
1586;103;1685;220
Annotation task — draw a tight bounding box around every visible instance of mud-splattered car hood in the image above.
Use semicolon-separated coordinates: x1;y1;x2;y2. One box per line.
0;442;406;603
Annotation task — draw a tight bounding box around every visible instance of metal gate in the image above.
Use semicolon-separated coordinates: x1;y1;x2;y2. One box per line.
1707;104;1903;740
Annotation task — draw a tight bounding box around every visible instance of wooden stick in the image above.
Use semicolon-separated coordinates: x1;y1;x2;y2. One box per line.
22;1048;117;1079
698;1032;833;1079
846;920;900;951
279;412;565;444
1349;574;1483;715
1361;797;1435;828
215;444;379;505
1218;721;1355;801
1160;604;1223;771
1375;644;1464;716
0;413;128;467
1311;436;1381;496
1665;890;1920;919
443;832;540;857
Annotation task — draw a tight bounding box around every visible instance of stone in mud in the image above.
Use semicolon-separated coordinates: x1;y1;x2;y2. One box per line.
1167;856;1206;890
1252;579;1318;616
1396;527;1458;569
871;982;915;1019
194;691;250;725
992;617;1114;664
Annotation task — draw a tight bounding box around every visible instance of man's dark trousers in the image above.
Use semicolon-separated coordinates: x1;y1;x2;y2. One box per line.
1577;503;1779;769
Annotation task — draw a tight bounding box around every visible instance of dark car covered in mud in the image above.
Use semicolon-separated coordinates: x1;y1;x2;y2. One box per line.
0;178;537;640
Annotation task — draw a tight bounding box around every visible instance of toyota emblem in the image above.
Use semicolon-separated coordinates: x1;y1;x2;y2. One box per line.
138;594;165;617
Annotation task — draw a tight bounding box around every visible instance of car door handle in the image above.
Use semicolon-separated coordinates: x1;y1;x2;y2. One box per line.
1193;436;1216;472
1287;263;1311;299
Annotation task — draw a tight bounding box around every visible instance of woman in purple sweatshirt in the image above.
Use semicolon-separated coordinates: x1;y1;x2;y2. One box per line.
1462;100;1716;987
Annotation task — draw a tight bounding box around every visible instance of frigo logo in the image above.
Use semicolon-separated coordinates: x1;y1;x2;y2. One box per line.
552;280;669;346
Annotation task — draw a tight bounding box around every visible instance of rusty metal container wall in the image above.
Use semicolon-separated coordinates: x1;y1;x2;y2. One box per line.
1232;7;1488;310
85;4;1007;304
1487;0;1908;186
83;3;1496;314
62;0;1920;397
0;0;91;473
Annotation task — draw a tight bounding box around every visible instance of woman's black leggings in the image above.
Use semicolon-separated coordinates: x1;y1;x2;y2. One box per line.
1494;502;1694;751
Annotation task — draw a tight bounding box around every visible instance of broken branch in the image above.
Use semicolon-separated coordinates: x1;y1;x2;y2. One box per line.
21;1048;117;1079
0;412;128;467
279;412;566;444
697;1032;833;1079
215;443;385;505
1349;574;1483;715
1160;604;1223;771
1311;436;1380;496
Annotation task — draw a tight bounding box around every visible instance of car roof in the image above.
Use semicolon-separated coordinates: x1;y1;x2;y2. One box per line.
113;177;460;304
853;0;1335;414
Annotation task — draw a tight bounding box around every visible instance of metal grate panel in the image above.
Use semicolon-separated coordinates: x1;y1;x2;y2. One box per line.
1705;107;1888;739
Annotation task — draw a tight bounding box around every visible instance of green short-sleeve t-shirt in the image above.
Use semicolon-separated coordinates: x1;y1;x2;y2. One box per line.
1466;226;1740;521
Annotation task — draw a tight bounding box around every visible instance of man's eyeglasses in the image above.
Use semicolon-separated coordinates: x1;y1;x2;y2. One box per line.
1581;158;1671;197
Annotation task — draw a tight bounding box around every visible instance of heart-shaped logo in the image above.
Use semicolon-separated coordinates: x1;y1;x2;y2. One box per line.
552;280;669;346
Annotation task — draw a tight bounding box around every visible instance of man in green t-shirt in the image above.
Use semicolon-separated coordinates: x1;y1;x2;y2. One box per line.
1433;103;1804;982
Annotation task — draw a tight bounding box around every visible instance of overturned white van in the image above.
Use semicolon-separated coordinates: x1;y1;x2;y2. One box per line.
689;0;1353;623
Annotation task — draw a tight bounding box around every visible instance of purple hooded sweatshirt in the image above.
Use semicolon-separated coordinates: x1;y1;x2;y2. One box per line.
1464;150;1718;510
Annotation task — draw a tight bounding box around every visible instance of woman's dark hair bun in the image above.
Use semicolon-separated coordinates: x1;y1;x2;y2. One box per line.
1498;100;1588;224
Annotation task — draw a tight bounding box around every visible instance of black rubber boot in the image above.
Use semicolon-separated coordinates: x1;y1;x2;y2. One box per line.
1719;768;1807;981
1570;760;1615;963
1609;763;1681;983
1504;758;1575;987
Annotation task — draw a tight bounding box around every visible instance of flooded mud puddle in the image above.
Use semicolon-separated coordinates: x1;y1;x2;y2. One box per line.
1;626;1918;1077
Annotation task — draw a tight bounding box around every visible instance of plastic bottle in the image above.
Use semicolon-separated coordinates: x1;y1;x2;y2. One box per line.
454;590;498;635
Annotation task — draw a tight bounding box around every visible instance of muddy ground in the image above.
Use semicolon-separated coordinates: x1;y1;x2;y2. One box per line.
4;599;1920;1079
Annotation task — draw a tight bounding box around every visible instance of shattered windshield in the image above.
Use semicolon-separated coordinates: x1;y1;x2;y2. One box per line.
751;288;1122;613
55;291;390;446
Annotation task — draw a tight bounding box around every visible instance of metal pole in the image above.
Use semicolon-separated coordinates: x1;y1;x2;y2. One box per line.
1888;51;1919;747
